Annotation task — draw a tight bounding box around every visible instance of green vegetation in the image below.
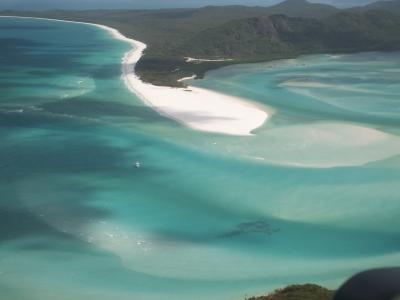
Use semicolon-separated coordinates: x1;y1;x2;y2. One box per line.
139;9;400;86
246;284;334;300
1;0;400;87
179;11;400;58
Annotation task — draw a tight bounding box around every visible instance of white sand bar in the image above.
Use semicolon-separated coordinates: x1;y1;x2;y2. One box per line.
123;43;268;136
2;16;268;136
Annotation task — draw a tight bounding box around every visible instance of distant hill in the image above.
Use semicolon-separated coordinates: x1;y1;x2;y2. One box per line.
178;10;400;58
266;0;338;18
351;0;400;13
0;1;338;54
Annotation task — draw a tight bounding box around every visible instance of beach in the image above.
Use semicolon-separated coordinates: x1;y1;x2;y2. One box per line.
120;34;269;136
0;16;268;136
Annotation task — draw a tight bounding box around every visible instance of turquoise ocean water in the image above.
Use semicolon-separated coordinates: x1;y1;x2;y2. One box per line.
0;17;399;300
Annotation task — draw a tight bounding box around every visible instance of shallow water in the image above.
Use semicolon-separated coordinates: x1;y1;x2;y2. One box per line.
0;17;399;300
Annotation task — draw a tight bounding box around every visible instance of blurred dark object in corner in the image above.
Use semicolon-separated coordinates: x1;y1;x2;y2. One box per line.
334;268;400;300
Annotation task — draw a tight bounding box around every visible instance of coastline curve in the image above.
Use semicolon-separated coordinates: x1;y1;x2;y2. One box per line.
0;15;269;136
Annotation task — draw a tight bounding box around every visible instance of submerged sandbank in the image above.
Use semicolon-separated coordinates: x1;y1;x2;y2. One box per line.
1;16;268;136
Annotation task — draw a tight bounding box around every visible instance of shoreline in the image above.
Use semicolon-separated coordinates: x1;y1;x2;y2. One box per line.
0;15;269;136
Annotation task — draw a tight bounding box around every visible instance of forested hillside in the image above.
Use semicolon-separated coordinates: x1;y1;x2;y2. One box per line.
2;0;400;86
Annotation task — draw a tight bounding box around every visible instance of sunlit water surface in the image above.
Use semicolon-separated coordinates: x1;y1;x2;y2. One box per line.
0;17;399;300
